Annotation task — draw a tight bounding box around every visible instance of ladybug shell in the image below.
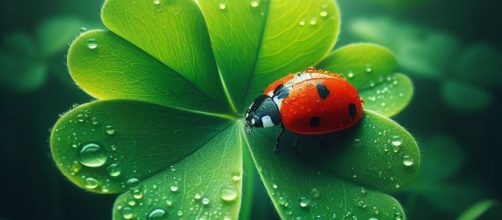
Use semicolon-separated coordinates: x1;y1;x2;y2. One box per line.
264;72;363;135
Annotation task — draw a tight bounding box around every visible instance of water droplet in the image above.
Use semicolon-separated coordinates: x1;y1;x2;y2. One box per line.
71;161;82;173
170;184;179;192
299;196;310;208
127;178;140;189
250;0;260;8
365;66;373;73
87;38;98;49
272;184;278;189
231;171;241;181
219;1;226;10
77;113;85;123
394;211;403;220
107;164;121;177
153;0;160;5
402;155;414;166
220;186;238;202
369;218;379;220
395;183;401;189
165;200;173;207
311;188;320;199
78;142;108;167
357;200;367;208
194;193;202;200
177;210;183;216
299;19;306;26
170;165;176;172
105;125;115;135
202;197;210;205
122;207;134;219
309;17;318;26
133;189;143;199
224;216;232;220
320;10;329;17
347;72;355;78
84;177;98;189
391;136;402;147
148;208;166;219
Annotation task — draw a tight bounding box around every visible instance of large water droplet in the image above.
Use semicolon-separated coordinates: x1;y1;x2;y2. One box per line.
107;164;121;177
87;38;98;49
78;143;108;167
402;155;414;167
127;178;140;189
148;208;166;219
122;207;134;219
220;186;238;202
299;196;310;208
84;177;99;189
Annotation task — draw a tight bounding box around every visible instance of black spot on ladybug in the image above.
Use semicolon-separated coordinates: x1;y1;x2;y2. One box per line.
348;103;357;118
316;83;330;99
310;116;321;127
273;84;284;95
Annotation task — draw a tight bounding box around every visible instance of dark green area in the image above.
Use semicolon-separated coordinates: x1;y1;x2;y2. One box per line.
0;0;501;220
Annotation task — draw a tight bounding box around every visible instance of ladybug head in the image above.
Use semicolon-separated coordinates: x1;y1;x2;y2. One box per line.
245;95;281;134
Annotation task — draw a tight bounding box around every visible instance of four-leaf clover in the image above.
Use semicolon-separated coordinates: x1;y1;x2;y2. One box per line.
50;0;420;219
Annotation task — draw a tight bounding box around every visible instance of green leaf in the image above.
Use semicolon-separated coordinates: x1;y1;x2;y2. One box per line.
459;200;502;220
243;0;341;111
456;43;502;88
101;0;228;108
50;100;232;194
37;17;83;57
244;110;419;219
67;30;229;115
196;0;270;111
112;122;242;220
318;44;413;116
441;81;493;112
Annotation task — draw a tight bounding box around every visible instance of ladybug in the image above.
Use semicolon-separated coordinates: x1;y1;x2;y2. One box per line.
245;67;364;152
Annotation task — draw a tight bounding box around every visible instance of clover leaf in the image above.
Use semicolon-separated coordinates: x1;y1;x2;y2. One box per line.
50;0;420;219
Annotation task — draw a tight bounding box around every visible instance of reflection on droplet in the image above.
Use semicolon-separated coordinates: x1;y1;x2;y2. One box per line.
122;207;134;219
127;178;140;189
250;0;259;8
148;208;166;219
220;186;238;202
105;125;115;135
231;171;241;181
219;1;226;10
153;0;160;5
170;185;179;192
202;197;210;205
78;142;108;167
84;177;99;189
107;164;121;177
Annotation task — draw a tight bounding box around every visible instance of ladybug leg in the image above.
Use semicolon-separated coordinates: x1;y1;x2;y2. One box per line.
274;124;285;153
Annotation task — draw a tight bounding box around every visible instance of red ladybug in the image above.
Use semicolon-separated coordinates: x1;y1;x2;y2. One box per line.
245;67;364;152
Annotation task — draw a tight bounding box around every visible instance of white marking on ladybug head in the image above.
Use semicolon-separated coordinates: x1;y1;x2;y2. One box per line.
273;96;283;109
261;115;275;128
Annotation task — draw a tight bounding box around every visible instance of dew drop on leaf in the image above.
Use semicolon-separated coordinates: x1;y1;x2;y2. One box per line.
311;188;320;199
402;154;414;167
194;193;202;200
122;207;134;219
219;1;226;10
250;0;259;8
105;125;115;135
231;171;241;181
84;177;99;189
220;185;238;202
86;38;98;49
202;197;210;205
133;189;143;199
177;210;183;216
299;196;310;208
147;208;166;219
127;178;140;189
153;0;160;5
170;184;179;192
78;142;108;167
107;163;121;177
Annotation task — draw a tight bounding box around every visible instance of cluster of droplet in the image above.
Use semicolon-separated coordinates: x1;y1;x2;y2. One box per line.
113;167;241;220
298;4;332;27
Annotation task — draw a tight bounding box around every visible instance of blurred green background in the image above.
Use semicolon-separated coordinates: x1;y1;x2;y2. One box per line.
0;0;501;219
